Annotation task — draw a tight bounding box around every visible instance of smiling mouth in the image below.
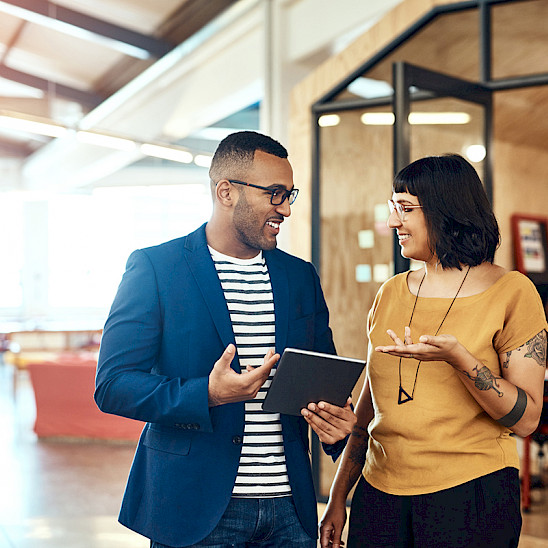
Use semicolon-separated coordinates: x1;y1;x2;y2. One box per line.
398;234;410;243
266;220;282;232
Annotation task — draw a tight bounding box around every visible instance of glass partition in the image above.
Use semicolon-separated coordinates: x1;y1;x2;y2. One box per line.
408;97;486;179
329;8;479;106
492;0;548;79
317;107;393;494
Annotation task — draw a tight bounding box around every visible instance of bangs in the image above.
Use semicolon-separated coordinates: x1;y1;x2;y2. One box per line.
392;160;430;198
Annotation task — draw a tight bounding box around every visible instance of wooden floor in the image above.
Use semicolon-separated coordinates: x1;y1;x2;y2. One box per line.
1;362;546;547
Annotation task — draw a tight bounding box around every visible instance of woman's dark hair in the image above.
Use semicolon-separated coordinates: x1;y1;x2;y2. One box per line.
393;154;500;269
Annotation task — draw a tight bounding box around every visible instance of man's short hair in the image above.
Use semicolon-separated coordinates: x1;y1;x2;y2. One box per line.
209;131;288;185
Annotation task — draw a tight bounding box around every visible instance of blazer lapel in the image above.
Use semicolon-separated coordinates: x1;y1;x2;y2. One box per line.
264;251;289;353
184;226;236;354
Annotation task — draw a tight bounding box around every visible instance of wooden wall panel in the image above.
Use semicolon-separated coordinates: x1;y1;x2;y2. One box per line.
493;88;548;270
491;0;548;79
364;8;480;87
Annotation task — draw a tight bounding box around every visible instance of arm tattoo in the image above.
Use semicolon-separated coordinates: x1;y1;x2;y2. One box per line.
348;425;368;468
524;331;547;367
351;424;369;439
504;332;547;369
460;364;504;397
497;386;528;427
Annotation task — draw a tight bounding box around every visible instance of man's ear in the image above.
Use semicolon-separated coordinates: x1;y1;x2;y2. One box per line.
215;179;236;207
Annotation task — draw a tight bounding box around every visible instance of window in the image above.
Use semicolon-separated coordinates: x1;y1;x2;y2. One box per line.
46;185;212;311
0;193;23;309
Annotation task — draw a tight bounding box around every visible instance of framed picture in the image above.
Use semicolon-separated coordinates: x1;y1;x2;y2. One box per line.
511;214;548;285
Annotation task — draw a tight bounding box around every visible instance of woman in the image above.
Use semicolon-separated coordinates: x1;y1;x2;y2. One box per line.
320;154;547;548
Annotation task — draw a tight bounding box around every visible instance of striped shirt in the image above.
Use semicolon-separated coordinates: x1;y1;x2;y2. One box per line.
209;247;291;498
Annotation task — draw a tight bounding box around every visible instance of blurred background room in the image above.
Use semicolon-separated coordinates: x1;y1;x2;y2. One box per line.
0;0;546;546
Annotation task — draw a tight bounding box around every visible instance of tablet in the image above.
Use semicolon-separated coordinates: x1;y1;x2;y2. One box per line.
262;348;365;416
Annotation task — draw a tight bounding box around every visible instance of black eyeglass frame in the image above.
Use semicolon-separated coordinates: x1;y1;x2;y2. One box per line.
227;179;299;206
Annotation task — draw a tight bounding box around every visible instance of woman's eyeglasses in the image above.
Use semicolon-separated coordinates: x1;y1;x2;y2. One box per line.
388;199;423;221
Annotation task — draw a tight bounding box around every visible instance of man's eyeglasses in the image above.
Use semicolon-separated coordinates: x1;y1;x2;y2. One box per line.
228;179;299;206
388;199;423;221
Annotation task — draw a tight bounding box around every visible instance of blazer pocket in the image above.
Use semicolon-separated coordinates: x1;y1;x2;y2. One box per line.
287;314;314;348
142;425;193;456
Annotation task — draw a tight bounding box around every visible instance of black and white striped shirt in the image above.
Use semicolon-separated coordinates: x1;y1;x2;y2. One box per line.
210;247;291;498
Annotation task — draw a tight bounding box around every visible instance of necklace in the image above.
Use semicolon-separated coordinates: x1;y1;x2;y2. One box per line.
398;265;471;405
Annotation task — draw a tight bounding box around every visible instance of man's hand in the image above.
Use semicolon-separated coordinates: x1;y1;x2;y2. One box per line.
208;345;279;406
301;397;356;444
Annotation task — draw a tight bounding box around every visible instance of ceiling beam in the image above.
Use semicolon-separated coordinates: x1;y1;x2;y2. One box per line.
157;0;239;44
0;138;34;156
94;0;239;97
1;19;25;64
0;64;104;109
0;0;174;59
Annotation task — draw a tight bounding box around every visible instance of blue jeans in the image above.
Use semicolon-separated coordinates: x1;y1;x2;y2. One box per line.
150;496;316;547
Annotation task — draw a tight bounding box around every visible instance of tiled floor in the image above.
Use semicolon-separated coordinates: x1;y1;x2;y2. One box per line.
0;363;148;548
1;362;547;547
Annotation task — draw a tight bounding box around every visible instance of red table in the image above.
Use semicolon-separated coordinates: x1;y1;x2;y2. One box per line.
28;352;143;441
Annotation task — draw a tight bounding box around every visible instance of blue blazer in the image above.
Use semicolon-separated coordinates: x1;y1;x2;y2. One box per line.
95;223;341;546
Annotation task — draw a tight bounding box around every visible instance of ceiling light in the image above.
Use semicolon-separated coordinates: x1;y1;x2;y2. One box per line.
76;131;137;152
360;112;395;125
0;110;198;163
140;143;193;164
0;110;68;138
194;154;213;168
348;77;393;99
409;112;470;124
465;144;486;162
318;114;340;127
360;112;471;125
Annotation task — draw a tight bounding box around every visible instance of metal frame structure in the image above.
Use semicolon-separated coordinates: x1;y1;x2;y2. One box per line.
392;61;493;273
309;0;548;500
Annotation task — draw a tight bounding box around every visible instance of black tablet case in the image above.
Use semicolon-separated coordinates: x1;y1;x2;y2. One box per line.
262;348;365;416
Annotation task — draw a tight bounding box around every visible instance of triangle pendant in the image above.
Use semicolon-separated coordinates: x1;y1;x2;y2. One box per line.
398;386;413;404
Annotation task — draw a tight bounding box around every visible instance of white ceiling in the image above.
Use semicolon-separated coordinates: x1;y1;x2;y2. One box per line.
0;0;232;152
0;0;402;192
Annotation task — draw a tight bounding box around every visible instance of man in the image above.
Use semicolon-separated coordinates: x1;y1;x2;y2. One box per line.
95;131;356;547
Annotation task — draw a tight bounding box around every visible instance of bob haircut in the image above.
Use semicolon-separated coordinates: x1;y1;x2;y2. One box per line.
393;154;500;269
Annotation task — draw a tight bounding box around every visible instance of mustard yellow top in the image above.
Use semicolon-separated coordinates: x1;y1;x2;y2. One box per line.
363;270;548;495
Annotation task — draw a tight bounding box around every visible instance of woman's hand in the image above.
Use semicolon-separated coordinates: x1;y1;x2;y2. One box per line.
319;498;348;547
375;326;469;367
